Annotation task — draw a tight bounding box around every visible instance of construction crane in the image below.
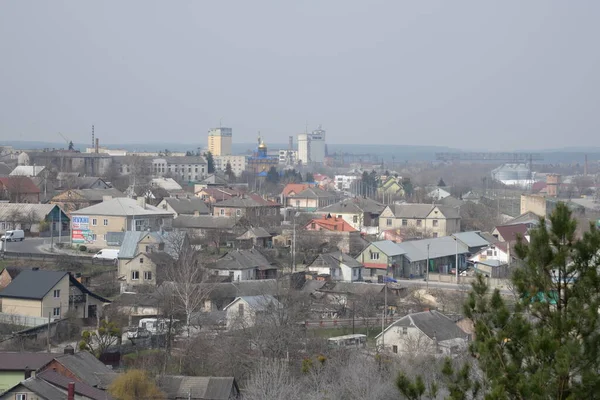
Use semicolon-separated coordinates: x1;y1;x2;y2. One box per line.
57;132;72;149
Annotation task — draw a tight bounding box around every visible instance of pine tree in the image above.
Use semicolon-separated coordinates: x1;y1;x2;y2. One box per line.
266;166;280;184
305;172;314;183
225;161;235;181
463;202;600;398
205;151;215;174
437;178;446;187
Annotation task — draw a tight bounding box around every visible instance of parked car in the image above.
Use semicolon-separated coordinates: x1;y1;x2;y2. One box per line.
1;230;25;242
92;248;119;260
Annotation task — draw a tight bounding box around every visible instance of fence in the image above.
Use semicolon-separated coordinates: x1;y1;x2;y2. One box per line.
0;312;50;328
0;251;115;266
427;273;509;289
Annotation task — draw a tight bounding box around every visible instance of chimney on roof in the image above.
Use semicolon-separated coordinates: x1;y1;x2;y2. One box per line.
68;382;75;400
64;344;75;355
24;367;32;379
137;197;146;209
102;195;113;202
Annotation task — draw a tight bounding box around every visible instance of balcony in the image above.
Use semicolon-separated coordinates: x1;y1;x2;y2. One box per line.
69;294;86;303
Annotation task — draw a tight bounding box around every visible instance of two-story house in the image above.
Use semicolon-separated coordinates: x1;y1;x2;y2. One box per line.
70;197;174;248
50;188;125;215
356;240;406;279
0;269;109;320
156;197;211;217
379;204;461;238
318;197;386;234
212;195;281;222
306;251;364;282
283;187;338;211
469;242;511;278
0;176;41;203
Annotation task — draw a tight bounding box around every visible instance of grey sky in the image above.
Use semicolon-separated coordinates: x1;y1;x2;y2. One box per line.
1;1;599;150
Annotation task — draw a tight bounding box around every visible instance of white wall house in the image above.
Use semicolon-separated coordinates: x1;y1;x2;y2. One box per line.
306;252;364;282
334;174;359;191
376;310;469;356
223;295;282;330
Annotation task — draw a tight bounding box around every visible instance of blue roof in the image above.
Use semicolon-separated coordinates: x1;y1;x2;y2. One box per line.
118;231;163;259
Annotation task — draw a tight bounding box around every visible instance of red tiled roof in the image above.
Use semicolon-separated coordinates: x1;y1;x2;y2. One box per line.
281;183;311;197
0;177;41;194
495;223;528;242
247;193;280;206
531;181;547;193
305;216;357;232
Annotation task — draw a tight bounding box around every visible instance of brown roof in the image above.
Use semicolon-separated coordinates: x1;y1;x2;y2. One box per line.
38;370;115;400
0;352;56;371
281;183;311;197
495;223;528;242
0;176;41;194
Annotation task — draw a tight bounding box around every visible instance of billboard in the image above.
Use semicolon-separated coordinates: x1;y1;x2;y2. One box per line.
71;216;94;244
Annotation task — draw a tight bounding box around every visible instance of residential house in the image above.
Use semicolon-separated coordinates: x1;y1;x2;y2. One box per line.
172;215;239;245
318;197;386;234
378;176;405;197
304;214;358;232
56;175;110;190
236;227;273;248
70;197;173;248
452;231;493;255
492;223;529;242
379;204;461;238
462;191;481;204
38;348;113;388
110;292;162;319
117;231;174;292
0;267;22;290
280;183;311;204
223;295;282;330
333;174;360;191
50;188;125;215
302;215;365;254
376;310;469;355
194;187;243;205
209;249;278;281
356;240;405;279
469;242;511;278
0;204;69;235
157;197;211;217
0;269;109;319
0;353;56;393
283;187;338;211
395;236;470;278
156;375;240;400
151;156;207;182
212;195;281;222
0;176;41;203
428;187;452;201
195;172;231;188
200;280;280;312
306;251;364;282
9;165;46;177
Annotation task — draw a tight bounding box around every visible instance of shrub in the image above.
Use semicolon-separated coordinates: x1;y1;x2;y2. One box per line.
79;245;87;252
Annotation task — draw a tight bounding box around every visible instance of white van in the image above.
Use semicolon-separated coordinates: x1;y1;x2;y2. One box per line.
1;230;25;242
92;249;119;260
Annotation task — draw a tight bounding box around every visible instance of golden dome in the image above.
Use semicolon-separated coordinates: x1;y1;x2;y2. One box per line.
258;140;267;149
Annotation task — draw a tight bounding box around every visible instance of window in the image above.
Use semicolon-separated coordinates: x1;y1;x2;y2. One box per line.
16;394;27;400
432;219;438;227
144;271;152;280
392;345;398;354
371;252;380;260
433;232;438;238
353;215;358;223
146;245;151;252
402;327;408;335
92;218;97;226
402;219;408;226
386;218;392;227
139;257;144;264
295;200;300;207
53;289;60;298
53;307;61;317
220;209;225;216
416;219;422;227
103;219;109;226
236;209;241;217
131;271;139;280
239;303;244;317
486;250;493;256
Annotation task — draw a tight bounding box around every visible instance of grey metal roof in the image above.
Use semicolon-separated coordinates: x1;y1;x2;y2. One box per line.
163;197;210;215
236;227;272;240
118;231;164;259
0;269;67;300
453;231;491;248
224;295;282;311
0;162;13;176
397;236;469;262
377;310;467;341
54;351;112;387
10;165;46;176
17;377;66;400
0;352;56;370
477;259;506;267
0;203;63;222
157;375;237;400
71;197;172;216
319;197;386;215
370;240;406;256
59;188;124;201
106;231;125;246
295;187;337;199
212;249;273;271
172;215;237;229
213;196;271;208
310;251;364;269
38;369;115;400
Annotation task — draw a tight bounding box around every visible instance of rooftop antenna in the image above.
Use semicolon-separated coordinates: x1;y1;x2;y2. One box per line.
219;117;223;128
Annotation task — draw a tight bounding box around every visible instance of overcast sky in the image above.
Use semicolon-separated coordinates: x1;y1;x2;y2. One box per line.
1;1;599;150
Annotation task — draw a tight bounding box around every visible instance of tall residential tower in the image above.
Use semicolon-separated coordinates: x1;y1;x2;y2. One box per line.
298;126;326;165
208;127;232;156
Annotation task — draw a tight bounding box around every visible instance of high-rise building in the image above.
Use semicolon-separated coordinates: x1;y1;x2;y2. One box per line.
208;127;232;156
297;126;326;165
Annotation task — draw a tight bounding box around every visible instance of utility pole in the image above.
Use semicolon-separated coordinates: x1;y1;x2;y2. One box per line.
381;276;387;352
47;312;51;352
426;243;430;292
454;235;459;284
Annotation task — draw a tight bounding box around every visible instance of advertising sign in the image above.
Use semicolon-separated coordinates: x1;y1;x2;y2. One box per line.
71;216;94;244
72;216;90;230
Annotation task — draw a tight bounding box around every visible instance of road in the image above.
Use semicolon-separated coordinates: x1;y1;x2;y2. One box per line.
1;237;70;254
399;278;514;295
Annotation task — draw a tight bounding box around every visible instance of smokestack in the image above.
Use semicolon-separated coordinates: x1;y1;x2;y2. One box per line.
68;382;75;400
95;138;99;154
585;154;588;176
92;125;95;149
24;367;32;379
288;136;293;150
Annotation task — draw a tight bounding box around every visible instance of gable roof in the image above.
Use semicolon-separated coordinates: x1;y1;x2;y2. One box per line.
376;310;467;342
10;165;46;177
369;240;406;256
223;295;281;311
118;231;163;259
306;216;358;232
236;227;272;240
56;188;124;202
295;187;336;199
281;183;311;197
71;197;173;217
503;211;540;226
214;196;277;208
38;369;114;400
53;351;112;387
8;377;66;400
0;352;56;370
309;251;364;269
150;177;184;191
212;249;273;271
319;197;386;215
0;203;64;222
452;231;491;249
195;187;242;200
0;269;68;300
198;173;229;185
494;223;528;242
162;197;210;215
0;162;12;176
386;204;460;219
0;176;41;194
157;376;237;400
172;215;238;230
396;236;470;262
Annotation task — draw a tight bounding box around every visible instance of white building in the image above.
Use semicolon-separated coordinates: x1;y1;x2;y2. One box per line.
298;126;326;164
151;156;207;182
278;149;298;165
213;155;247;176
376;310;469;356
223;295;282;330
334;174;360;191
306;251;364;282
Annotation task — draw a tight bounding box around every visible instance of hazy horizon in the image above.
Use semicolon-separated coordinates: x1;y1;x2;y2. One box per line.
1;1;599;150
